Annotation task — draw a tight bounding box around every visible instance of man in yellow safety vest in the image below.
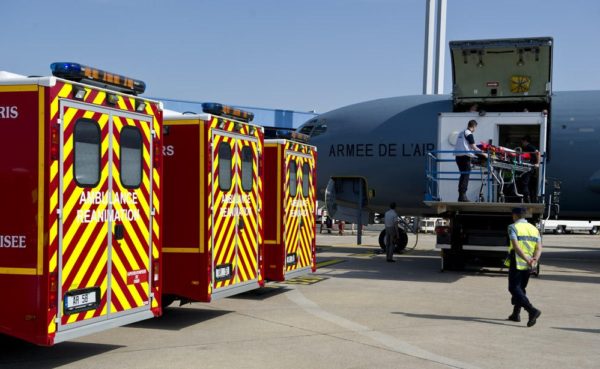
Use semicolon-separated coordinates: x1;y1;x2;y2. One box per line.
505;207;543;327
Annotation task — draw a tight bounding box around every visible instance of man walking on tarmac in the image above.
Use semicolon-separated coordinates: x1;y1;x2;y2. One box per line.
506;207;543;327
384;203;399;262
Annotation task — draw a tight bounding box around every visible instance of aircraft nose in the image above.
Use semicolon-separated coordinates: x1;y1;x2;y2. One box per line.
590;169;600;194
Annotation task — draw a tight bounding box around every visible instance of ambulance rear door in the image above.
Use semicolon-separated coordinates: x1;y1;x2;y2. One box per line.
57;100;154;333
284;145;316;275
210;130;260;298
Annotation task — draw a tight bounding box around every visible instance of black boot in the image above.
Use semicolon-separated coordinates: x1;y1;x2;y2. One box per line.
507;305;521;322
527;308;542;327
458;193;470;202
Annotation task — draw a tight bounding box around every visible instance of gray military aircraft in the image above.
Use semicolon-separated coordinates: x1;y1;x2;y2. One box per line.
297;37;600;247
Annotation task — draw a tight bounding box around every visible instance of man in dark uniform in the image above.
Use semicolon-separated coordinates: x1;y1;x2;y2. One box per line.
519;136;541;203
505;207;543;327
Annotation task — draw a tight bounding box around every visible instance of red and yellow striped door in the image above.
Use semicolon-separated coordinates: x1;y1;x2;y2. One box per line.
58;102;153;329
235;138;260;284
211;133;238;290
109;112;152;314
210;131;260;293
284;146;316;273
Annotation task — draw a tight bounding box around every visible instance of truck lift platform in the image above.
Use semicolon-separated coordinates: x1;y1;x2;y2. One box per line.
424;201;545;217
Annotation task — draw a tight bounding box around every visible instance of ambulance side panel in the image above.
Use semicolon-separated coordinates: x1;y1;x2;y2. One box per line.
162;121;208;302
0;86;47;344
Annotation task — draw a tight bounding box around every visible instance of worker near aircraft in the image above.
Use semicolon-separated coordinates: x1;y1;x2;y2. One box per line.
454;120;486;202
384;203;399;262
518;135;541;203
505;207;543;327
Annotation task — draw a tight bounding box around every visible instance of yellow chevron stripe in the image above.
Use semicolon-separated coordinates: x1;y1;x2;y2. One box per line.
49;242;57;273
62;200;109;281
51;84;73;120
110;253;135;310
48;314;56;334
153;168;160;189
50;161;59;186
111;201;149;269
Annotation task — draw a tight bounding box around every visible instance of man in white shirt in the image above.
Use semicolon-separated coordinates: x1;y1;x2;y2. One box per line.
454;120;485;202
384;203;399;262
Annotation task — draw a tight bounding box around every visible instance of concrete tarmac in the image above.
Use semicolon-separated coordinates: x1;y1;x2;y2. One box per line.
1;231;599;369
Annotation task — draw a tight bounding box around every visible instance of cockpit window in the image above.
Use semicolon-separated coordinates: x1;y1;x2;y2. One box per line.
299;125;314;135
298;118;327;138
311;122;327;137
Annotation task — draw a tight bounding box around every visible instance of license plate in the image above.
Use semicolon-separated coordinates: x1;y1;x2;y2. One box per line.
286;253;297;266
64;287;100;315
214;263;232;282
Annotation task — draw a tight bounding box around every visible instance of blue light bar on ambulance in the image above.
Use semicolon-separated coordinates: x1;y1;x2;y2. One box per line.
201;102;254;122
50;62;146;95
276;130;310;143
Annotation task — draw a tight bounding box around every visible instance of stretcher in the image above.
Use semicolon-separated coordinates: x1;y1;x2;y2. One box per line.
473;143;536;202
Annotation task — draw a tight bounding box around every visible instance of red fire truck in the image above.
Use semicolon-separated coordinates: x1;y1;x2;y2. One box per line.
263;135;317;281
0;63;163;346
162;104;265;305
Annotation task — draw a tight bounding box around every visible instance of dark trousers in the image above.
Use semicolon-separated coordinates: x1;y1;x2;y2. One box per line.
519;172;537;202
455;156;471;195
508;258;534;313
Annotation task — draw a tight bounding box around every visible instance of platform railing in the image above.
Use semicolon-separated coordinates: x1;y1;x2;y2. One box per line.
425;149;546;204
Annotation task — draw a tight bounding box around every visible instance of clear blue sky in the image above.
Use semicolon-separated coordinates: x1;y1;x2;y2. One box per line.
2;0;599;112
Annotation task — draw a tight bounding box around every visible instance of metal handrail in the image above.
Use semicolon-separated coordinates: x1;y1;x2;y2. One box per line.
425;149;546;204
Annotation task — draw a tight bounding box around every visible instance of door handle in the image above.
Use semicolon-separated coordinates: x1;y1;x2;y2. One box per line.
238;218;245;231
114;224;125;241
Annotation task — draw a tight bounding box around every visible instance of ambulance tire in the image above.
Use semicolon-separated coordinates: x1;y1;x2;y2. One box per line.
378;229;408;253
590;226;599;235
162;294;176;309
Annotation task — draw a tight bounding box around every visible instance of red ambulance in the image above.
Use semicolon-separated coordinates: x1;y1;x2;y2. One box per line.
263;134;317;281
162;104;264;305
0;63;163;346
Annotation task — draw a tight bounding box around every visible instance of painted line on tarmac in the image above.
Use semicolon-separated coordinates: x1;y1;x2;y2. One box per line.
286;289;481;369
316;259;345;268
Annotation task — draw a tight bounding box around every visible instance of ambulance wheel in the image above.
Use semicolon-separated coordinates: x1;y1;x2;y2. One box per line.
554;226;565;235
162;295;176;309
590;226;599;235
378;229;408;253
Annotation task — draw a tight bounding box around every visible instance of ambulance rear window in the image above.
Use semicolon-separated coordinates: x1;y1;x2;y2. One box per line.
218;143;232;191
289;161;297;197
120;126;143;189
241;146;253;192
302;163;310;197
74;119;101;187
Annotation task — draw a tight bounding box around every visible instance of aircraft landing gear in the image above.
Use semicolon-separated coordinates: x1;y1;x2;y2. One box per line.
378;228;408;253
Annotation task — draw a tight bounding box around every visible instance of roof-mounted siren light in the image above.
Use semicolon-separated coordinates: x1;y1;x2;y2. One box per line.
276;130;310;144
201;102;254;123
50;62;146;95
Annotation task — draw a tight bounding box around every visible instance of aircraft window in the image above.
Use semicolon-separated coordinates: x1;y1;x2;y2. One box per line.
120;126;143;189
299;125;314;135
74;118;101;187
311;123;327;137
241;146;253;192
289;161;297;197
302;163;310;197
218;143;232;191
